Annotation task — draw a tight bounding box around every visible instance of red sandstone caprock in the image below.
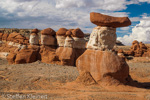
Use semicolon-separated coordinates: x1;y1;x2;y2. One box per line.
90;12;131;28
56;28;68;36
72;28;84;38
41;28;56;35
31;28;39;33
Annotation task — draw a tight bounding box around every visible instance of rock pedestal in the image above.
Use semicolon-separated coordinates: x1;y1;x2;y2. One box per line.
87;26;116;50
76;12;132;85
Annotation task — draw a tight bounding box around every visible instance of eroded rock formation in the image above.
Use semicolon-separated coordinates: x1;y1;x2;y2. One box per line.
76;12;132;85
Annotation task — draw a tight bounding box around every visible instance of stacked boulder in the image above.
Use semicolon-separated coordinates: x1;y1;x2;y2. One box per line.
29;28;39;45
124;40;148;57
76;12;132;85
56;28;86;66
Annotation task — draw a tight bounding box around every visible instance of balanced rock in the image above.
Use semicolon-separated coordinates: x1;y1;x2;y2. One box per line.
90;12;131;27
87;26;116;50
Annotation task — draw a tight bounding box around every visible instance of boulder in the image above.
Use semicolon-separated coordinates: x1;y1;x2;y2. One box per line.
41;35;56;46
90;12;131;28
7;53;17;64
87;26;116;50
41;28;56;35
72;28;84;38
29;33;39;45
76;50;130;85
56;28;68;36
15;48;39;64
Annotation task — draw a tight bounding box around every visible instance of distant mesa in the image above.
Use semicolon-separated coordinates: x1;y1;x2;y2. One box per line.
90;12;131;28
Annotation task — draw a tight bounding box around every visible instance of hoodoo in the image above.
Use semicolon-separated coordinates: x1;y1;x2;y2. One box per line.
76;12;132;85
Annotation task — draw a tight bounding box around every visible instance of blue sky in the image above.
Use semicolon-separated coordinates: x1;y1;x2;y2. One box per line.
0;0;150;45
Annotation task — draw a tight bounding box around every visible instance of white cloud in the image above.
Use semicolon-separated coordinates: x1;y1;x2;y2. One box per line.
56;0;128;11
0;0;150;34
117;16;150;45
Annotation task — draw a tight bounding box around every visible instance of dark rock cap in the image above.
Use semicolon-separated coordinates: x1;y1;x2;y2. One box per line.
90;12;131;28
41;28;56;35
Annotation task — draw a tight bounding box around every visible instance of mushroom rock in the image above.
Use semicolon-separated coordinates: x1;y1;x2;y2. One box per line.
75;12;132;85
41;28;57;46
29;33;39;45
90;12;131;28
87;26;116;50
56;28;68;47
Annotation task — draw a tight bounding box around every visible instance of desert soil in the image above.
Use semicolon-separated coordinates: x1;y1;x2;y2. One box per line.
0;58;150;100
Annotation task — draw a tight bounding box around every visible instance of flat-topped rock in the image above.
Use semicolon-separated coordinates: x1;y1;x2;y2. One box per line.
41;28;56;35
56;28;68;36
90;12;131;28
72;28;84;38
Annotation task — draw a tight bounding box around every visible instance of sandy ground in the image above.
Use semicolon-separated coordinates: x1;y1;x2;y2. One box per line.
0;58;150;100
